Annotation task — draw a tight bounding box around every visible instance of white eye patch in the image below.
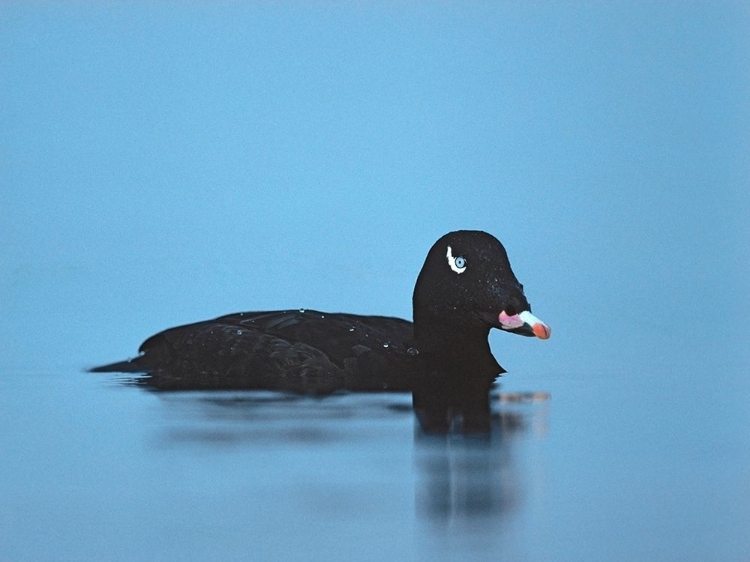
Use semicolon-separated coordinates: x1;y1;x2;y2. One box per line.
446;246;467;274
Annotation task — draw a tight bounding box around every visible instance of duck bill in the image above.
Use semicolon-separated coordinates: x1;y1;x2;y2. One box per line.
498;310;551;339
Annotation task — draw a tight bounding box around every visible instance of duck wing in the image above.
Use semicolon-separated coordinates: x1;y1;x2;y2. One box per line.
91;309;415;393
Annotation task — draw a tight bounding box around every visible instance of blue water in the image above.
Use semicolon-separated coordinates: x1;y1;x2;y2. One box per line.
2;360;748;561
2;3;749;561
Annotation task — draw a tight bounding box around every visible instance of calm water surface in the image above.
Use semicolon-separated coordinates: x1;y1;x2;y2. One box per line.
1;362;748;561
3;3;748;561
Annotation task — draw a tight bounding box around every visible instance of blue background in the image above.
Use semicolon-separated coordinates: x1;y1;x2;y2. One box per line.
1;3;749;561
2;3;748;374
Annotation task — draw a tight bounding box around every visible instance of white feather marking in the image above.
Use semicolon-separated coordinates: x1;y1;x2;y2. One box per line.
446;245;466;274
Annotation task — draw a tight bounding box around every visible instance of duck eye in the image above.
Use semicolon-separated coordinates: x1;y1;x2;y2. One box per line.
446;246;467;274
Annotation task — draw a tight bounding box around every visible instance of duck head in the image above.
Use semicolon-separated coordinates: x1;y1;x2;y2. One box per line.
412;230;550;343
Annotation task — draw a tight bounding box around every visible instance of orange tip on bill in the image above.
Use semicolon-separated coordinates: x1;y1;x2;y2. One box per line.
532;323;551;340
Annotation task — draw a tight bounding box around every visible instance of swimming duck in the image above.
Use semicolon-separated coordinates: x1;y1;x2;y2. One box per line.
91;230;550;431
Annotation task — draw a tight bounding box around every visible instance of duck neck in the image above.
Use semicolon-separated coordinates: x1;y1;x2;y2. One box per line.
410;317;502;433
412;318;502;382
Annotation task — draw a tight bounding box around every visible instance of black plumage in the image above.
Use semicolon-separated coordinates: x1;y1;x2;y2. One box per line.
91;230;550;431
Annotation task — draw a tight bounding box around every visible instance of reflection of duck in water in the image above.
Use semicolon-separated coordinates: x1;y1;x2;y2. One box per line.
416;392;550;523
91;230;550;432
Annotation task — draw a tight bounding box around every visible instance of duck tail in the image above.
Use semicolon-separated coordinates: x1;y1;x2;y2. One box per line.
88;357;146;373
